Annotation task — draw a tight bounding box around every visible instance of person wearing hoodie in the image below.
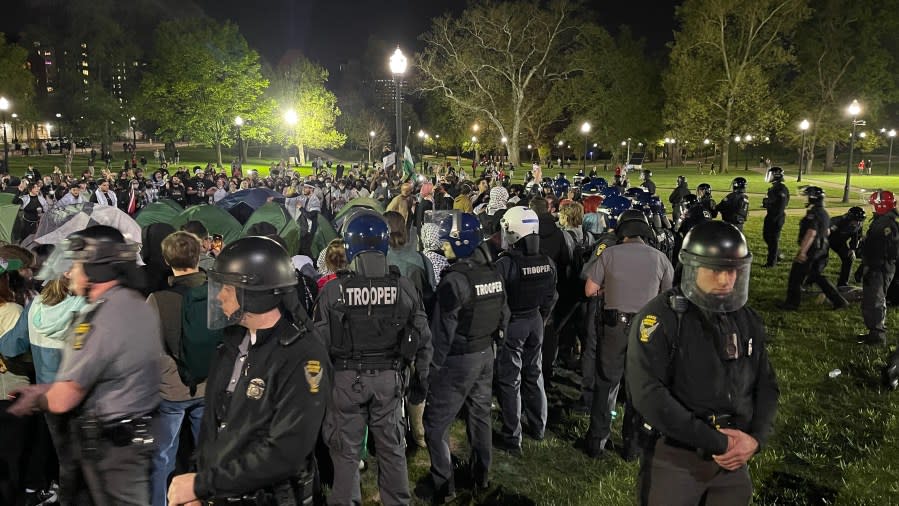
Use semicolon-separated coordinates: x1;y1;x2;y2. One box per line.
453;184;473;213
386;182;414;227
414;182;435;230
139;223;176;296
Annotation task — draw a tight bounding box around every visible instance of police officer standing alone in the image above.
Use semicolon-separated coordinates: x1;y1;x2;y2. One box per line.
9;225;161;505
857;191;899;346
669;176;689;225
315;213;432;506
167;236;330;505
717;177;749;231
424;212;509;502
495;206;558;454
640;170;656;196
782;187;848;310
583;210;674;459
697;183;718;219
827;206;866;289
627;221;780;505
762;167;789;267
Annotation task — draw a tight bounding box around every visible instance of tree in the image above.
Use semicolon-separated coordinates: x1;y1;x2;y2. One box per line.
418;0;582;167
269;57;346;166
138;19;270;166
0;34;35;117
664;0;811;170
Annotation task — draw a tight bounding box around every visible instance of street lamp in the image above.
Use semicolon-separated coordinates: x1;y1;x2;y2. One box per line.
580;121;591;172
889;129;897;176
389;47;407;173
797;119;810;182
417;130;426;171
234;116;244;163
844;99;863;203
0;97;8;171
743;134;753;171
368;130;376;165
284;109;298;166
129;116;137;149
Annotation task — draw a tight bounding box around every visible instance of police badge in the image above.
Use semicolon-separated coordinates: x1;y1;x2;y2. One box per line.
246;378;266;400
305;361;322;393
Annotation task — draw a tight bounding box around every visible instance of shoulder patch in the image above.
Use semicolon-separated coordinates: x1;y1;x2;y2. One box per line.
595;243;608;256
304;360;323;393
71;301;104;350
640;314;660;343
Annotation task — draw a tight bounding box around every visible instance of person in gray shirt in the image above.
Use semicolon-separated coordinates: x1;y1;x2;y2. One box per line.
8;225;162;506
583;210;674;460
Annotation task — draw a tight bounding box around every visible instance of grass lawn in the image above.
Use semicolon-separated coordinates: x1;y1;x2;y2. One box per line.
7;146;899;503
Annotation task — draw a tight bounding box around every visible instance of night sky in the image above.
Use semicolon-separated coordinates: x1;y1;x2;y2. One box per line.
3;0;679;69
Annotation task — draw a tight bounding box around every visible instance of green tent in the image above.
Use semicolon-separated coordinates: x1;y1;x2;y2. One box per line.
311;214;338;260
171;205;243;245
0;204;19;243
332;197;384;223
0;193;15;205
135;199;184;228
242;203;301;255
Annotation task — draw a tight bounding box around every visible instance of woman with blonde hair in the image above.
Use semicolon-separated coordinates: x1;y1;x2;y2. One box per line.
317;239;348;289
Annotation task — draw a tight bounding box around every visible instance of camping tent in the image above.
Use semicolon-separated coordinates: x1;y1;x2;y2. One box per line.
135;199;184;228
216;188;285;224
242;202;302;255
170;205;243;245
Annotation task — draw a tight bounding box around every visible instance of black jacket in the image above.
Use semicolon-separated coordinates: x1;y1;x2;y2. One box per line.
194;316;331;500
537;213;568;272
764;182;789;216
829;214;863;250
668;183;689;206
627;291;779;455
862;210;899;268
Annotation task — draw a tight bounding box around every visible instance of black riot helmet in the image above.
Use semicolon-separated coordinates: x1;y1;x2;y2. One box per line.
641;169;652;181
802;186;825;206
847;206;866;222
43;225;141;284
731;177;747;193
676;175;687;186
697;183;712;199
616;209;653;240
207;236;297;328
768;166;784;183
678;221;752;312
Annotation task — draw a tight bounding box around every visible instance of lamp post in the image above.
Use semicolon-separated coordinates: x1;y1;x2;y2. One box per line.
844;99;863;203
703;138;710;163
500;136;508;165
472;123;480;164
527;144;533;162
417;129;425;171
733;136;741;171
580;122;591;172
743;134;752;171
389;47;407;174
130;116;137;149
889;129;896;176
557;140;564;168
797;119;810;182
234;116;244;163
620;141;627;166
625;137;632;162
284;109;298;167
664;138;671;168
0;97;8;171
368;130;375;165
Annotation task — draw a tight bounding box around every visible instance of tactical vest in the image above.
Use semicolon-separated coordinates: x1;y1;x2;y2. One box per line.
446;260;505;355
504;251;554;313
329;270;412;366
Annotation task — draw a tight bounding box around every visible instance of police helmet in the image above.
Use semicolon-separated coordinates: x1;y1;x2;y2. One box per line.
681;193;699;207
46;225;140;284
600;186;622;199
625;187;647;201
648;195;666;215
847;206;867;221
641;169;652;181
767;166;784;183
554;175;570;196
697;183;712;196
593;177;609;190
598;194;631;229
343;213;390;262
541;177;555;188
802;186;825;205
731;177;747;193
617;209;653;239
500;206;540;248
676;175;687;186
438;211;482;258
678;221;752;312
869;190;896;215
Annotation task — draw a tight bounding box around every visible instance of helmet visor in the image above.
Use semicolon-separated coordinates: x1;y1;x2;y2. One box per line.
680;261;751;312
207;278;246;330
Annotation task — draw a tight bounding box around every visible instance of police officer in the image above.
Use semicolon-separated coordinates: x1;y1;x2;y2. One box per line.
857;191;899;346
640;169;656;195
627;221;779;505
495;206;558;454
583;210;674;459
669;175;689;225
782;186;848;310
167;236;330;505
9;225;161;505
762;167;789;267
315;213;432;506
424;212;509;502
554;172;570;199
827;206;865;288
697;183;717;218
717;177;749;231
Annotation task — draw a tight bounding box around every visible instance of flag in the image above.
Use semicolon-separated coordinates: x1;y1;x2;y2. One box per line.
403;146;415;180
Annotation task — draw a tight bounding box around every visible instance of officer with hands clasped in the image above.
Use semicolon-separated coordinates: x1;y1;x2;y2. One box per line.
315;212;432;506
494;206;558;454
423;211;509;502
167;235;330;506
627;221;780;505
8;225;162;505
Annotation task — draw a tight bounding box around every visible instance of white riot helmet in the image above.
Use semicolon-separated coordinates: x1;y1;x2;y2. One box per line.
500;205;540;250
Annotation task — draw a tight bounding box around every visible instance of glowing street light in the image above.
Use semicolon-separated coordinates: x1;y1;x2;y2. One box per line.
367;130;376;165
129;116;137;148
0;97;8;170
284;109;298;126
234;116;244;163
389;47;407;168
844;99;863;203
889;129;896;175
798;119;810;182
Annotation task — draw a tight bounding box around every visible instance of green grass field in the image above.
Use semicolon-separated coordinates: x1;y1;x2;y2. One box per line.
7;146;899;504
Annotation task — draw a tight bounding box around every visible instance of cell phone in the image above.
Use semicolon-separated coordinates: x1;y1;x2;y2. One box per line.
212;234;223;250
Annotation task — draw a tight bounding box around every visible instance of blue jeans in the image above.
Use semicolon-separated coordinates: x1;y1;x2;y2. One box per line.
150;398;204;506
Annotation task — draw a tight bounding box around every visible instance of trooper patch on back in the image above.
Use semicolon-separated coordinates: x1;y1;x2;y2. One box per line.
344;285;397;306
474;281;504;296
521;264;552;276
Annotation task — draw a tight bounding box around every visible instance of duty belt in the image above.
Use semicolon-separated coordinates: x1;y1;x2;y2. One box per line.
662;413;736;460
334;357;402;372
604;309;636;331
208;473;314;506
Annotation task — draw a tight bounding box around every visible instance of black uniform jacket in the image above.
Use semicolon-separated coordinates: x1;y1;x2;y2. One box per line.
194;316;331;499
627;291;779;456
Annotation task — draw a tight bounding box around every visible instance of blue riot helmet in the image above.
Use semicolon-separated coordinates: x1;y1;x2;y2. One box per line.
594;177;609;190
598;194;631;229
573;169;585;185
580;178;596;193
631;201;653;219
648;195;666;215
600;186;621;199
731;177;747;193
625;187;647;201
438;211;482;258
343;212;390;262
554;173;570;197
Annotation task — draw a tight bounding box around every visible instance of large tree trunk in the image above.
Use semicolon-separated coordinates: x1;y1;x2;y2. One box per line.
720;141;730;174
825;141;835;172
509;116;521;167
671;142;683;166
215;141;223;168
806;135;817;174
298;143;306;166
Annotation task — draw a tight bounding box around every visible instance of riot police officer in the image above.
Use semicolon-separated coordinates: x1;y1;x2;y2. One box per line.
554;172;570;199
782;186;848;310
669;175;689;224
857;191;899;346
584;210;674;459
495;206;558;454
762;167;789;267
627;221;779;505
315;213;432;506
828;206;865;288
717;177;749;231
640;169;656;195
9;225;161;505
697;183;717;218
167;236;330;505
424;212;510;502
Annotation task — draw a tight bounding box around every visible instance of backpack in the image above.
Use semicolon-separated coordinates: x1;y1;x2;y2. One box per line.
171;283;224;395
564;230;596;300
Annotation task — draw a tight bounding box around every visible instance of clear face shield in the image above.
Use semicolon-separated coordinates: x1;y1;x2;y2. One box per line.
36;238;140;281
679;252;752;312
207;273;248;330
